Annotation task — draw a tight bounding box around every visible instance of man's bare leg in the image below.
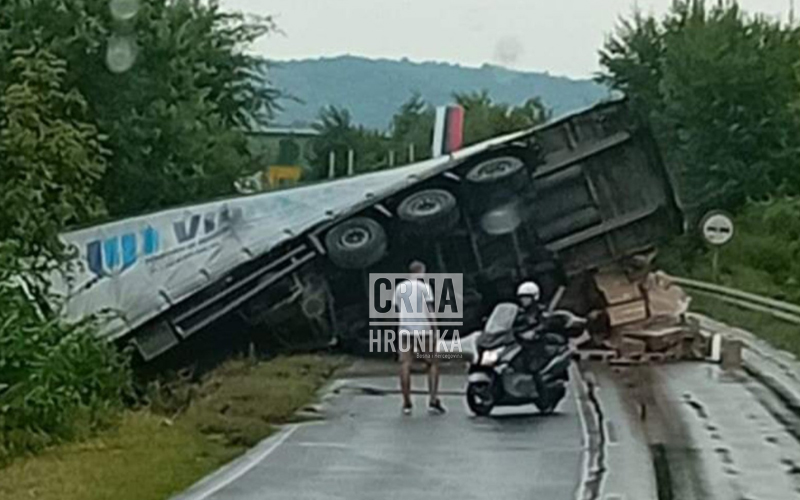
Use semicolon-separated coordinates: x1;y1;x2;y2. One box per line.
427;359;440;403
400;357;413;411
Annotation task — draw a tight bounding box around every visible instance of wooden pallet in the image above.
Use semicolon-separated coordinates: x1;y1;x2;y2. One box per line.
576;349;673;365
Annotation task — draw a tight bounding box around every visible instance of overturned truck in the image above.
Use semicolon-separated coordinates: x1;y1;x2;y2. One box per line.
55;98;683;360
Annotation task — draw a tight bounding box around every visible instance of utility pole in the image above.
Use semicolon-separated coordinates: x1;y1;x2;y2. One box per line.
408;143;415;163
388;150;396;167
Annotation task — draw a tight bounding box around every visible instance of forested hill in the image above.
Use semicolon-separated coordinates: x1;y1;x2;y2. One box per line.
267;56;610;129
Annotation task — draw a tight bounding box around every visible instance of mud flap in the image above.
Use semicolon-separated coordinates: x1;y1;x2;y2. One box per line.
468;371;494;385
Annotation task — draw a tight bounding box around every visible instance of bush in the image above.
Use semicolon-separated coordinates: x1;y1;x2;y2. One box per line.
0;287;130;462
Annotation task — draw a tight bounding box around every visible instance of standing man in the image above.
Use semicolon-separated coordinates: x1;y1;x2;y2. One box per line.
397;260;446;416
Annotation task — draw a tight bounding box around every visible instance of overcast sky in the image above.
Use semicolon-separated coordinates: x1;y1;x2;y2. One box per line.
221;0;794;78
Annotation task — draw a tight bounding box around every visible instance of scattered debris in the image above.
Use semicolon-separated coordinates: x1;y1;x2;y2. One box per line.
583;261;709;364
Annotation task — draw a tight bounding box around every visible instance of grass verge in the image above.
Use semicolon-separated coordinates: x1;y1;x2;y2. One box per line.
0;354;346;500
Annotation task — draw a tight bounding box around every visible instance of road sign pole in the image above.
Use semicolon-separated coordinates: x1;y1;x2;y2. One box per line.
700;210;735;284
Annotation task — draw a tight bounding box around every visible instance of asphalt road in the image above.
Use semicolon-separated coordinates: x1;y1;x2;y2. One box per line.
602;361;800;500
173;370;590;500
174;358;800;500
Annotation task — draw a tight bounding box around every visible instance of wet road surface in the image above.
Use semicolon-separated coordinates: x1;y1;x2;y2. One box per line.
601;361;800;500
173;357;800;500
173;371;589;500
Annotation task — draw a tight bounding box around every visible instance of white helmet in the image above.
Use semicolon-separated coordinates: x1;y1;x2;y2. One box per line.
516;281;541;301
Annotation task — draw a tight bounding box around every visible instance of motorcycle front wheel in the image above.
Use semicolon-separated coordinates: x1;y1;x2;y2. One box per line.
467;382;495;416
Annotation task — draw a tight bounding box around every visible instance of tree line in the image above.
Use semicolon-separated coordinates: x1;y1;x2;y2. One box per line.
600;0;800;216
306;91;551;178
600;0;800;297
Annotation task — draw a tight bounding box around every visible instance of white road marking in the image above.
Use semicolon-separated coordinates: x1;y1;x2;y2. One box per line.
572;364;593;500
170;424;299;500
294;442;353;448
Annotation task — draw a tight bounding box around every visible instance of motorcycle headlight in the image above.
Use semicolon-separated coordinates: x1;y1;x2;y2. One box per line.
480;348;502;366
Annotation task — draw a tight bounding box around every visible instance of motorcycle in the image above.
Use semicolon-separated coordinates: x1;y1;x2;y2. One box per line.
466;302;586;416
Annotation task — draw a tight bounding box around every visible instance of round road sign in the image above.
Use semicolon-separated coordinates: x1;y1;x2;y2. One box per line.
700;211;735;246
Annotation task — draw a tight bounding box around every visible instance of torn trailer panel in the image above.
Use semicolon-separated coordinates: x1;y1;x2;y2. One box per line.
52;98;682;360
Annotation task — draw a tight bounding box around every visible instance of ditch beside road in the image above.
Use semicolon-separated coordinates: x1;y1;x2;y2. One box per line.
0;355;346;500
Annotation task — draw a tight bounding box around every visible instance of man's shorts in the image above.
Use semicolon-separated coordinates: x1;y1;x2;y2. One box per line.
398;334;438;363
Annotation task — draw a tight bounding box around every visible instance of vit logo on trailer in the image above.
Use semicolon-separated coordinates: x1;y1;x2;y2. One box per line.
85;206;243;278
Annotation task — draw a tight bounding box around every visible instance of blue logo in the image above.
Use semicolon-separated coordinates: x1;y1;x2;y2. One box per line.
86;226;159;277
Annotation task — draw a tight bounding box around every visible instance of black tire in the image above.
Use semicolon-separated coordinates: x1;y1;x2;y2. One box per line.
325;217;387;269
464;155;530;216
396;189;460;235
465;156;528;191
535;384;566;415
466;381;495;416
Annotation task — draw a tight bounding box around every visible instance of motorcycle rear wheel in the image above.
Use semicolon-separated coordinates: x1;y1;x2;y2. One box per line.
535;385;566;415
466;382;495;416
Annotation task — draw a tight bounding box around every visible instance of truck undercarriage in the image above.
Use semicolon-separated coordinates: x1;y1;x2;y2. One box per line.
56;98;682;362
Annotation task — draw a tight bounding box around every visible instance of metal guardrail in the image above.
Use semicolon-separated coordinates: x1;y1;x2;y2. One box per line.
670;275;800;325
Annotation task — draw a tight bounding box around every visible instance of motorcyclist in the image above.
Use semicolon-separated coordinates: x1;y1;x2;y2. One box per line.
514;280;576;350
513;280;580;385
515;281;543;331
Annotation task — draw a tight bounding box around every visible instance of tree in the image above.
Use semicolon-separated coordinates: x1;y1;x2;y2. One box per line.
0;0;281;218
309;106;390;177
0;47;129;459
454;90;550;145
599;0;800;213
389;93;435;163
0;47;106;296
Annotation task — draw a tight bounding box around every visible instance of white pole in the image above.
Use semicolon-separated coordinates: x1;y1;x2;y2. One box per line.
347;149;355;176
408;143;415;163
328;151;336;179
432;106;446;158
389;150;395;167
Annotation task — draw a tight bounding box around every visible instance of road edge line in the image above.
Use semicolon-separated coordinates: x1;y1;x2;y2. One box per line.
571;362;607;500
169;424;299;500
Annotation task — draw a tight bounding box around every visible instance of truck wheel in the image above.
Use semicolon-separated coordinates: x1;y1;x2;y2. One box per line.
466;156;528;191
397;189;460;234
325;217;387;269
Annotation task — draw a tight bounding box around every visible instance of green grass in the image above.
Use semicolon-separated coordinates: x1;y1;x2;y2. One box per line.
0;354;347;500
658;199;800;302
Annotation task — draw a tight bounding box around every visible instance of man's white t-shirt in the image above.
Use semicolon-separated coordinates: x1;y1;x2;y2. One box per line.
394;276;434;338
